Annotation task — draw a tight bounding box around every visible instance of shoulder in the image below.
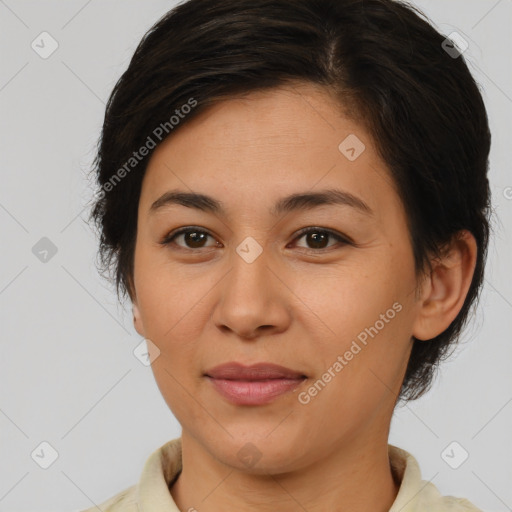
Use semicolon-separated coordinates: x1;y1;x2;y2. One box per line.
389;445;483;512
77;437;183;512
78;484;138;512
417;481;483;511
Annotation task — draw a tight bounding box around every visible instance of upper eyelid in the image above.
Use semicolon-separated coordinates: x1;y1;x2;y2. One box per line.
293;226;352;244
161;226;351;247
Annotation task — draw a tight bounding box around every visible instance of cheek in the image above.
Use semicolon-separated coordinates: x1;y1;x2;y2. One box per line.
294;255;412;339
133;243;210;341
148;364;210;438
292;250;417;393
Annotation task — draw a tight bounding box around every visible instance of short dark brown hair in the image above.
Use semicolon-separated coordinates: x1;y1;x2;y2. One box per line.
90;0;492;401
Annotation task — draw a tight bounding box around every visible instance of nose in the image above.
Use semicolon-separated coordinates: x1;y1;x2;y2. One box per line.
210;244;292;340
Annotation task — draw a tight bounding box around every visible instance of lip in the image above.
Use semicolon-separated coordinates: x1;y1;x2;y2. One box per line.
205;362;307;405
205;362;306;380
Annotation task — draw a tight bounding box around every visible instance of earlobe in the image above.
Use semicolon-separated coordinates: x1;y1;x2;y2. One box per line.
412;230;477;341
132;302;146;337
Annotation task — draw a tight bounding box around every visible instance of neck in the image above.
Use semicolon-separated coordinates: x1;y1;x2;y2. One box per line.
170;431;400;512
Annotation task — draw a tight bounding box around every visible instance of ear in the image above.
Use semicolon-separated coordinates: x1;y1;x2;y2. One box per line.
132;300;146;338
412;230;478;341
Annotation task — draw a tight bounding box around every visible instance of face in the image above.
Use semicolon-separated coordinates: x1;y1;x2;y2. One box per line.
132;83;424;473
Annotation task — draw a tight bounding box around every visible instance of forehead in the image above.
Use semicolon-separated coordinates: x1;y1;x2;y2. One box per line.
140;84;399;219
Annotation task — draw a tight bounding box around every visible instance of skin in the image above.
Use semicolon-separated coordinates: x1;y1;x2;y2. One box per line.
131;82;477;512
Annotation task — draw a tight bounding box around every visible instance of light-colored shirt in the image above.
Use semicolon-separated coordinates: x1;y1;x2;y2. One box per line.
79;437;482;511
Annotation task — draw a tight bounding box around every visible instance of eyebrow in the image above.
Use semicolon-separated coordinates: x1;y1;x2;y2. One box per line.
149;188;373;217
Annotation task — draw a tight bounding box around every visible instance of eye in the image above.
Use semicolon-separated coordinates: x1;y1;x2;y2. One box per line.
160;227;220;250
160;226;352;252
291;227;351;251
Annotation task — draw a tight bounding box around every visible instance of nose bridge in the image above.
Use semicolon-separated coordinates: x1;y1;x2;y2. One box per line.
212;237;289;337
228;237;273;302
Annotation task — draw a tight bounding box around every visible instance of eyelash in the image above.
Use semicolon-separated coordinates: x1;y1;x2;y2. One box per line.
159;226;353;252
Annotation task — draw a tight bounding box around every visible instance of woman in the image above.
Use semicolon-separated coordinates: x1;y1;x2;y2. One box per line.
85;0;491;510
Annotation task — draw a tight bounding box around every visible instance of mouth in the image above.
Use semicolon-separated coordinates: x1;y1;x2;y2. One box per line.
204;362;307;406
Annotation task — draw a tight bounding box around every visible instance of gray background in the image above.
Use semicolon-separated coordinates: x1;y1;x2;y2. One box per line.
0;1;511;511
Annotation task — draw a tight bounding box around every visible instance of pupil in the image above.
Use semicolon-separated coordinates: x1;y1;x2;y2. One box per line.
308;232;327;249
186;231;206;248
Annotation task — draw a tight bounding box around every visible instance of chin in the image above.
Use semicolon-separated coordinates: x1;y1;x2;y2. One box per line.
202;428;310;474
